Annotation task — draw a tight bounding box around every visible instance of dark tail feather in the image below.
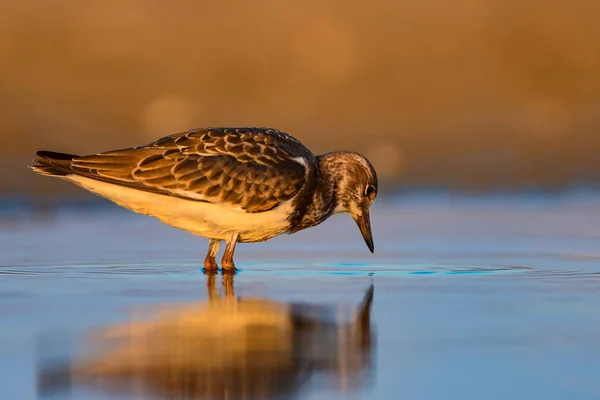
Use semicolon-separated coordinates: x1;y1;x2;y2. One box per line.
30;151;78;177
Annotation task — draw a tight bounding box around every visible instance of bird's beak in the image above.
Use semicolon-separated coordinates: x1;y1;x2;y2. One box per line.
353;211;374;253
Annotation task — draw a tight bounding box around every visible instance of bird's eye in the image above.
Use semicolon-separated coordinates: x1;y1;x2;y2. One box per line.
365;185;376;196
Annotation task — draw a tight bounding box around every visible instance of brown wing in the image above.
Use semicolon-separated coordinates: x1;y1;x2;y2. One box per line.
68;128;313;212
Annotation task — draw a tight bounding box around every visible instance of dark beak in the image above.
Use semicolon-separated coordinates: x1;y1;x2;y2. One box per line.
353;211;374;253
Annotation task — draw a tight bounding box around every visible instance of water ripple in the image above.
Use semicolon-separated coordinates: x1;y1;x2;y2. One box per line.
1;262;598;280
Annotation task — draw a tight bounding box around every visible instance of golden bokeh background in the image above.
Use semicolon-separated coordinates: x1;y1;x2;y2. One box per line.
2;0;599;197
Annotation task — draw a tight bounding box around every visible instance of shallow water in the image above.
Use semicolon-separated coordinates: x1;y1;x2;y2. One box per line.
1;195;600;399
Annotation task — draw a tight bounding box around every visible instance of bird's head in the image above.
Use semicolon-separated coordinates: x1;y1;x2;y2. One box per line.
319;151;378;253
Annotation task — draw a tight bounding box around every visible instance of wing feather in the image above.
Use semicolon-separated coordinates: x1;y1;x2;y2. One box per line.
66;128;313;212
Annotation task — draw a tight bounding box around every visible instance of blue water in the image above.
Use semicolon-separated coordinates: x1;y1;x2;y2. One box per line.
1;195;599;399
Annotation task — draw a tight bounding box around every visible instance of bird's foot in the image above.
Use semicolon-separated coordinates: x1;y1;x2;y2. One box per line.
203;257;219;274
221;259;237;274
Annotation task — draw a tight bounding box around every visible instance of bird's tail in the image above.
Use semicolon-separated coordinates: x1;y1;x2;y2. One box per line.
30;151;78;177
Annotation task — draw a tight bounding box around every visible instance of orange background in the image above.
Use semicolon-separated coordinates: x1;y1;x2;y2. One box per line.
1;0;599;196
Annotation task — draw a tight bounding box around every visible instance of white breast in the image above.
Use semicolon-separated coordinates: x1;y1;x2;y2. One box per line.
67;175;294;242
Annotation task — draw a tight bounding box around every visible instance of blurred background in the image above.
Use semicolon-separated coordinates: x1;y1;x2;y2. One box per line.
1;0;599;200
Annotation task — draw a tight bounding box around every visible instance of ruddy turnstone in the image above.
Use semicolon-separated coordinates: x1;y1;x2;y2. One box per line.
31;127;378;271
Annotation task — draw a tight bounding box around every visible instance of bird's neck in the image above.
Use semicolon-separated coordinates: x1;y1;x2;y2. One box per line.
289;153;340;232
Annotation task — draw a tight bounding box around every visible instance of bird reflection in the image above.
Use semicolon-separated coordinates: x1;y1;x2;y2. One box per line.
38;273;375;400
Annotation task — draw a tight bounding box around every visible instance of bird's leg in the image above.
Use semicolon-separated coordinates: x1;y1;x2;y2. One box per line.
221;232;239;272
203;238;221;271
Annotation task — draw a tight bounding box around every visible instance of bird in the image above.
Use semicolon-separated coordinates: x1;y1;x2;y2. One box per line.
31;127;378;271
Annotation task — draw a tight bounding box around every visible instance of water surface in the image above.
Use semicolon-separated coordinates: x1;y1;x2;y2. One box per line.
1;195;599;399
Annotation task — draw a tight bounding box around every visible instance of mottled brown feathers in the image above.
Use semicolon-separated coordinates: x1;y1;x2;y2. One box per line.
33;128;314;213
